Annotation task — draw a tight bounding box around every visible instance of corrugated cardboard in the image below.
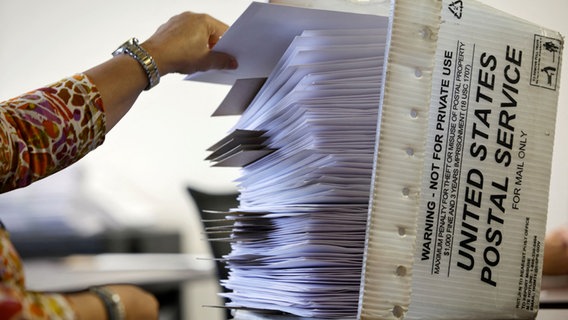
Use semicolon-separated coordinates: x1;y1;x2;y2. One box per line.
360;0;563;319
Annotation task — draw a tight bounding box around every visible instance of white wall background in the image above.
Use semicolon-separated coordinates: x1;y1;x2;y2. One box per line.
1;0;567;319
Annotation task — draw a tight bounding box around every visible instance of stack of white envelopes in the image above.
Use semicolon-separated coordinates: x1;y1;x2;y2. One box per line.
205;22;388;318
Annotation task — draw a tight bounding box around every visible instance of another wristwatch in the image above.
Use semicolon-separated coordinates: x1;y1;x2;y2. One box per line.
89;286;126;320
112;37;160;90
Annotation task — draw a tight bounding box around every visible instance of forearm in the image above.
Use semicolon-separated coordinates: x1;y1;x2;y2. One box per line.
0;49;151;191
66;291;107;320
0;228;155;319
83;11;238;135
83;52;149;133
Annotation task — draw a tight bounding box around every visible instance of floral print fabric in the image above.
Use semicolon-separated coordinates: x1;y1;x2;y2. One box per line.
0;74;106;319
0;74;105;192
0;229;75;319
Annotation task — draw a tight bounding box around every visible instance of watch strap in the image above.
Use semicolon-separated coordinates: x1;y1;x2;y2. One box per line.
112;37;160;90
89;286;126;320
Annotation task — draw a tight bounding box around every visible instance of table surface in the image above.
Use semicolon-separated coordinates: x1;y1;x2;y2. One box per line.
24;253;215;292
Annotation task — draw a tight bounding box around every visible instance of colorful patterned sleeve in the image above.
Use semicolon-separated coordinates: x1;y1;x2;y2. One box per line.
0;230;76;320
0;74;107;319
0;73;106;193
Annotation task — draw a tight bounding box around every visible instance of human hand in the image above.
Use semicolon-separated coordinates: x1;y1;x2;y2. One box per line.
543;226;568;275
142;12;238;76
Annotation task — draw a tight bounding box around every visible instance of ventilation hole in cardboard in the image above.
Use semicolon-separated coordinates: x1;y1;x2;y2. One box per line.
406;147;415;156
393;305;404;318
401;187;410;197
414;68;423;78
410;109;418;118
398;226;406;237
418;26;432;40
396;265;407;277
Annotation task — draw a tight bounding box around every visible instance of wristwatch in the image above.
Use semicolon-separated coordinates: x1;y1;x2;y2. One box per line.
112;37;160;90
89;286;126;320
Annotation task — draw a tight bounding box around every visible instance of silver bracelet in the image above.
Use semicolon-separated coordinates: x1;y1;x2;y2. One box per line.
112;37;160;90
89;286;126;320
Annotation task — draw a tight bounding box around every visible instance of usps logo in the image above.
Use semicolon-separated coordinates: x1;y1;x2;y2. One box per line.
531;34;562;91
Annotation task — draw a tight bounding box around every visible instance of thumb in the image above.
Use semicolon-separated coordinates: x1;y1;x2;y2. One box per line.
205;51;238;71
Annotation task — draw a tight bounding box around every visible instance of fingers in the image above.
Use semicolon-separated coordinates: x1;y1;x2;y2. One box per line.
206;15;229;49
193;13;236;71
205;51;238;71
202;15;237;71
142;11;237;75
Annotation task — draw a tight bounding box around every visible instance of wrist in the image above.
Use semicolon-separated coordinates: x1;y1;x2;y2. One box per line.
112;37;160;90
89;286;126;320
139;40;173;76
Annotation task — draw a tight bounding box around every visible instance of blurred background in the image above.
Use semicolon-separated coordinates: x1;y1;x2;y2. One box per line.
0;0;567;319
